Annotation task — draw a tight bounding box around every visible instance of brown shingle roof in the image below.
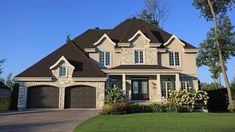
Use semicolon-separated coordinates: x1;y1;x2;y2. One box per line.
73;19;197;49
110;65;172;70
16;42;106;77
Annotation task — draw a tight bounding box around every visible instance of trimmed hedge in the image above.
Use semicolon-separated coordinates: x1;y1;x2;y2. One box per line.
207;89;228;112
0;96;11;111
101;102;188;115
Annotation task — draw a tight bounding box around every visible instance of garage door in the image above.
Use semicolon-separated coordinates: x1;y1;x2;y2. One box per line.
27;86;59;108
65;86;96;108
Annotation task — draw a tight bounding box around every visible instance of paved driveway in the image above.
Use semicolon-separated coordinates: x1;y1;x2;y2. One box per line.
0;109;99;132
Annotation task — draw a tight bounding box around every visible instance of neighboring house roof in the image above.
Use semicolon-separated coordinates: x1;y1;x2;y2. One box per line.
73;19;197;49
16;42;106;77
0;81;11;89
110;65;172;69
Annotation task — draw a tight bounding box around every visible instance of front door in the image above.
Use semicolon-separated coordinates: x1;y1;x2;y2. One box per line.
131;78;149;100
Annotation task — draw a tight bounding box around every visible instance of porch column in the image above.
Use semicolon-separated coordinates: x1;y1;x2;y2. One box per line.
175;73;181;91
156;74;162;102
122;73;126;97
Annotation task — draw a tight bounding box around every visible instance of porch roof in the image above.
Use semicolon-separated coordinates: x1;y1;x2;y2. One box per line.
109;65;171;70
102;65;181;75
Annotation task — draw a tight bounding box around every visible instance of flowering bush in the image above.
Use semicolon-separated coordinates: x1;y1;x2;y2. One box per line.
168;88;209;112
105;86;125;104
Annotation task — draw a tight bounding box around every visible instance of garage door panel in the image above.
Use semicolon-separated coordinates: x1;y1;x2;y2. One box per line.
65;86;96;108
27;86;59;108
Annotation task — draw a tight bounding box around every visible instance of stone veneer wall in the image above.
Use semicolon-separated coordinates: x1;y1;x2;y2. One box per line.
17;81;105;110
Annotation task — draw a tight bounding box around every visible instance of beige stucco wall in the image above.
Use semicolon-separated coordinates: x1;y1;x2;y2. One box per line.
160;39;197;76
90;38;121;68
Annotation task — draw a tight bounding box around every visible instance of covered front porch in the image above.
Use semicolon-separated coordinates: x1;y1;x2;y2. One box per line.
103;68;181;103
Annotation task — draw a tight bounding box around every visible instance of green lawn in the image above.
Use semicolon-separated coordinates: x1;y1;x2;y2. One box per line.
74;113;235;132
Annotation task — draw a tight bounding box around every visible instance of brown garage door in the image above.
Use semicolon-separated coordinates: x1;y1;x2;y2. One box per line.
65;86;96;108
27;86;59;108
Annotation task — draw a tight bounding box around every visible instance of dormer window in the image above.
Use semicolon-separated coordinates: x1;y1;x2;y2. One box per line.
134;50;144;64
59;66;66;77
99;51;110;66
169;52;180;66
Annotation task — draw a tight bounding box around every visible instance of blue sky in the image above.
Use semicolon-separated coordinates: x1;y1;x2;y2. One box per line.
0;0;234;84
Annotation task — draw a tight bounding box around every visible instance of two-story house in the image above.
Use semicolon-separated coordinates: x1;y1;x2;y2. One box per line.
15;19;199;110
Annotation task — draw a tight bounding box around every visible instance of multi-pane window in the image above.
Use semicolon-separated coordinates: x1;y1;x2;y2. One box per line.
169;52;174;66
99;51;104;66
99;51;110;66
59;66;66;77
105;51;110;66
169;52;180;66
161;81;173;98
181;81;192;89
134;50;144;64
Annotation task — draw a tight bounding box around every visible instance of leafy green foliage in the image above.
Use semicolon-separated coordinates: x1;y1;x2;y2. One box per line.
200;82;225;91
0;59;5;75
0;96;11;111
5;73;15;88
104;86;125;104
101;102;128;115
193;0;234;21
197;14;235;86
231;77;235;90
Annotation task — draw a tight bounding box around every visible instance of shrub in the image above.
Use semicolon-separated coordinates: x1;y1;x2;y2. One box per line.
101;102;128;115
105;86;125;104
150;103;178;112
168;88;208;112
0;96;11;111
228;101;235;113
126;103;152;113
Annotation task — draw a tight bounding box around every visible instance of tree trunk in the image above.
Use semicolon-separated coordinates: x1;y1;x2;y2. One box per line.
207;0;233;104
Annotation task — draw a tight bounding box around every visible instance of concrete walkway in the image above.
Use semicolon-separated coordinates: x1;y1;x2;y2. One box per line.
0;109;99;132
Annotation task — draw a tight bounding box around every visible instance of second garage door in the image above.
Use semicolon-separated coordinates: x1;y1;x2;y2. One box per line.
65;86;96;108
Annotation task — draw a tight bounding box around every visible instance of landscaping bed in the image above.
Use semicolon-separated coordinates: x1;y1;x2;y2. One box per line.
74;113;235;132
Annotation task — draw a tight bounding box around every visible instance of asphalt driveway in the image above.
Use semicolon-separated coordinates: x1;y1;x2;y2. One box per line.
0;109;99;132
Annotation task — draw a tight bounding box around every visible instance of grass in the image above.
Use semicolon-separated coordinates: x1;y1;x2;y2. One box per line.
74;113;235;132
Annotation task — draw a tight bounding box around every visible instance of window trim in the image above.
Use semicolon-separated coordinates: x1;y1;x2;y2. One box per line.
134;49;145;64
168;51;181;67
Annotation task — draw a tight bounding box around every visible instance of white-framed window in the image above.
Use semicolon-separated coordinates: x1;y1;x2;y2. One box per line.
59;66;66;77
134;50;144;64
181;81;192;89
99;51;110;66
169;52;180;66
161;81;174;98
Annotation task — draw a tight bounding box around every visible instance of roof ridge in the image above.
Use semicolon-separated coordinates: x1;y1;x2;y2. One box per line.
119;20;133;42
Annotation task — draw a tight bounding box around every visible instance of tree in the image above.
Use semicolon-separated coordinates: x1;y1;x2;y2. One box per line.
197;15;234;89
5;73;14;88
231;77;235;91
193;0;235;105
135;0;169;27
0;59;5;75
66;34;71;43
